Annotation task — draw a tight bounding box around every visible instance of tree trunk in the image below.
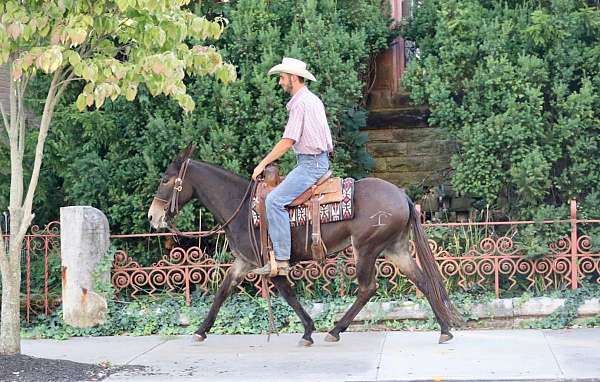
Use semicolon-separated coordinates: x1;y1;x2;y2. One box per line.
0;66;64;355
1;207;24;355
0;244;22;355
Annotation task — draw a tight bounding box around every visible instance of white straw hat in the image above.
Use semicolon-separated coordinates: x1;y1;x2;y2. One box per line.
267;57;316;81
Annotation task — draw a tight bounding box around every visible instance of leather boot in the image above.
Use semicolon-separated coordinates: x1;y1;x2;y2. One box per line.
252;260;290;276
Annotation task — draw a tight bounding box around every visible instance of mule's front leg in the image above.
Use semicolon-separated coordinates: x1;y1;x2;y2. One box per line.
194;258;252;341
271;276;316;346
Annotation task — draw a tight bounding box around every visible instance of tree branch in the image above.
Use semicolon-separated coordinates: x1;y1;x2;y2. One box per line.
8;61;17;138
8;61;23;221
21;70;64;218
55;77;82;89
0;235;8;276
19;74;31;156
59;67;73;83
0;222;7;264
17;80;28;158
11;212;34;251
55;69;80;88
54;72;75;106
0;99;9;137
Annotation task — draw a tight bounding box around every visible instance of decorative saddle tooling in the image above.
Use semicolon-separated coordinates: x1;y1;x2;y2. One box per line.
253;163;355;274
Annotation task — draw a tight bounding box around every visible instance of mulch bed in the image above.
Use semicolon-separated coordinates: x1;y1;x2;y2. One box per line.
0;354;143;382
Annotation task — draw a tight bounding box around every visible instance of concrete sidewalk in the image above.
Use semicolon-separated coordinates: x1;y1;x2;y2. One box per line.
22;328;600;381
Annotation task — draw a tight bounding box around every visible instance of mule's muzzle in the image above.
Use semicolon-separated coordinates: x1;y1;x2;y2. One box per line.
148;197;169;229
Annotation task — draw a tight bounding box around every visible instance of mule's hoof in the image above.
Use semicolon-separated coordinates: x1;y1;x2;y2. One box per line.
325;333;340;342
193;333;206;343
439;333;453;344
298;338;314;347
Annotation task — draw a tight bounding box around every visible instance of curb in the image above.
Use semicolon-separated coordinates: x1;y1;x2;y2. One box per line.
177;297;600;327
306;297;600;322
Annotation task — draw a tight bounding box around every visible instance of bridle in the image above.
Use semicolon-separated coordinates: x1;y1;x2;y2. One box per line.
154;158;192;215
154;158;257;239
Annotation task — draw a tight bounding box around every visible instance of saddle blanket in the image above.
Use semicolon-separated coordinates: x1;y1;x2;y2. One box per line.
252;178;355;227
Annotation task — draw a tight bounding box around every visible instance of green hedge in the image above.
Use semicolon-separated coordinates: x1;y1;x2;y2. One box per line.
402;0;600;216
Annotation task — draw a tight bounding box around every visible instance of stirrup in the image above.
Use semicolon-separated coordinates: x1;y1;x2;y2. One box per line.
252;261;289;277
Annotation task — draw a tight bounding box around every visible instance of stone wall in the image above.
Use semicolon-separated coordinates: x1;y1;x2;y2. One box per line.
364;107;455;189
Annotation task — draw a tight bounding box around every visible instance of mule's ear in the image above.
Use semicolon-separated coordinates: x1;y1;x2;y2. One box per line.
178;143;196;161
185;143;196;159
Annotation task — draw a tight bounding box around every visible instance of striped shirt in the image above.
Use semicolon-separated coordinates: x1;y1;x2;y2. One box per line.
282;86;334;155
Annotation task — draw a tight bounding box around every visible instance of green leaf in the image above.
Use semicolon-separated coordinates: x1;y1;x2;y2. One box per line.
82;63;98;82
75;93;87;111
38;23;50;37
115;0;129;12
94;84;107;109
64;50;81;67
5;1;19;15
174;93;195;113
68;28;87;46
81;15;94;27
209;22;222;39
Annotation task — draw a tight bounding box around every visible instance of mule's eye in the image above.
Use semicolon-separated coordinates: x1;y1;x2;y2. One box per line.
161;176;169;184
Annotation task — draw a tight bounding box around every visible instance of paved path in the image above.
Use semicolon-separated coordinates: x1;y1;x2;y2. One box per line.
22;328;600;381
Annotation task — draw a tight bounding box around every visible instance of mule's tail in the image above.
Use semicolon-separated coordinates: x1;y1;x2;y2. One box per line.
408;199;463;327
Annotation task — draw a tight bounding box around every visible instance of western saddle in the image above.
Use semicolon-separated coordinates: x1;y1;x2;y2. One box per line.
256;162;343;276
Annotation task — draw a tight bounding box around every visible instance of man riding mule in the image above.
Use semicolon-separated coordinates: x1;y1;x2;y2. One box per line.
147;59;462;347
251;57;334;276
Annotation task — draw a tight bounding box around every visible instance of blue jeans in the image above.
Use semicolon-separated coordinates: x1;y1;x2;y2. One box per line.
266;153;329;260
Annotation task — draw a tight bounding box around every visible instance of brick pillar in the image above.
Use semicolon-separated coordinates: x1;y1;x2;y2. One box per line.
368;0;411;110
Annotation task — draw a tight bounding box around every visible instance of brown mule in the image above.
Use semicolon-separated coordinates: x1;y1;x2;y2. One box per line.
148;145;463;346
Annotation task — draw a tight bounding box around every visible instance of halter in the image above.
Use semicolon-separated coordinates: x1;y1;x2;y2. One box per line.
154;158;192;215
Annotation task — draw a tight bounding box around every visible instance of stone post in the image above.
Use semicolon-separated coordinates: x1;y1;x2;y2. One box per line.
60;206;109;327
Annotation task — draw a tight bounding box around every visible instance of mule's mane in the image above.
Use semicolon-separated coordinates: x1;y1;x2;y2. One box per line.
189;159;250;186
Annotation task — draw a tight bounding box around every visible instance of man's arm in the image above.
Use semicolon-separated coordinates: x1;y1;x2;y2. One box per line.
252;138;294;180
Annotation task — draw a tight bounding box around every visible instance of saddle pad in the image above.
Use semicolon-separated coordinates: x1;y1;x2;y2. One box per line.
252;178;355;227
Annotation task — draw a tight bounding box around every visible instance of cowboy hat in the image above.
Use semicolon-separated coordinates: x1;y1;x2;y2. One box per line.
267;57;316;81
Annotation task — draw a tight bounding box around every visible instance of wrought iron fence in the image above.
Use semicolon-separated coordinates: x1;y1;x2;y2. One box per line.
11;201;600;322
1;221;62;323
108;201;600;302
422;201;600;295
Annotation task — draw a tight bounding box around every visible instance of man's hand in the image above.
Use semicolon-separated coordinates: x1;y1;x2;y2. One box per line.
252;162;266;180
252;139;294;181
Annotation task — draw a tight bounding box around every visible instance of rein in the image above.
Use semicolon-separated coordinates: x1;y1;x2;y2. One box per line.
247;182;278;339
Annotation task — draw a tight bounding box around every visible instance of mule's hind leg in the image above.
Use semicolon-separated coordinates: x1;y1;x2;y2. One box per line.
271;276;316;346
194;257;252;341
326;244;381;342
384;236;453;343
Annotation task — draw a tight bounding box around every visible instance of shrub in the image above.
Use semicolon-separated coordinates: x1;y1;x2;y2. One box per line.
402;0;600;214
